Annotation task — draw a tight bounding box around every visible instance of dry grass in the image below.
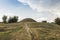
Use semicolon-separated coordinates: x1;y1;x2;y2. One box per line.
0;22;60;40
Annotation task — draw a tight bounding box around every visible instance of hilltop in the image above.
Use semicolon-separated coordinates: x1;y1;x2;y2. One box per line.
0;22;60;40
20;18;36;22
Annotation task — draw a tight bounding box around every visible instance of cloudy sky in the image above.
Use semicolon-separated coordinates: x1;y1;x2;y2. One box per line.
0;0;60;22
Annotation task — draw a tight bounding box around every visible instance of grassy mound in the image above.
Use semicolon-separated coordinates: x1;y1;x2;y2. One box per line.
0;22;60;40
20;18;36;22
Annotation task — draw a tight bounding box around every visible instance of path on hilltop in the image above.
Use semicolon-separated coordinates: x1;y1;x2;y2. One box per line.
24;23;34;40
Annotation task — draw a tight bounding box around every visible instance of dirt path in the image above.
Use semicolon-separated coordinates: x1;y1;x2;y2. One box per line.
24;23;34;40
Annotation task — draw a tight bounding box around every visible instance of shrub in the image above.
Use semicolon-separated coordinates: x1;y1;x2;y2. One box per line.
42;21;47;23
55;18;60;25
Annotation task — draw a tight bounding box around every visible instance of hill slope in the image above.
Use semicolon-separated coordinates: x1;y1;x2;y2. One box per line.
0;22;60;40
20;18;36;22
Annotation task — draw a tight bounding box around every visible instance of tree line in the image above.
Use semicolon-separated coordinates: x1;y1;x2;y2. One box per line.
2;15;60;25
2;15;18;23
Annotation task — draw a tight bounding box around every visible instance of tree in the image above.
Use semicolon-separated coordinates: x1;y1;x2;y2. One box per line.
55;18;60;25
2;15;7;23
12;16;18;23
8;17;12;23
8;16;18;23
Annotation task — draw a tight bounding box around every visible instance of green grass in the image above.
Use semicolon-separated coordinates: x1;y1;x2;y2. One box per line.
0;22;60;40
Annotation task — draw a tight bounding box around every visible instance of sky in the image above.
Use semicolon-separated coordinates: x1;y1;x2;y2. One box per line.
0;0;60;22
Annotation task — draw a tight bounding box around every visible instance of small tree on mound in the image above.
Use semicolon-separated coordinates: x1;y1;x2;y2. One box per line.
55;18;60;25
2;15;7;23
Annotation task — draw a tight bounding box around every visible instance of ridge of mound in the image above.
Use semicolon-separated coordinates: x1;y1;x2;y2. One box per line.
20;18;36;22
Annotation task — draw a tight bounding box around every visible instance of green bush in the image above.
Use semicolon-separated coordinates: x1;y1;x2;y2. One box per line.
55;18;60;25
42;21;47;23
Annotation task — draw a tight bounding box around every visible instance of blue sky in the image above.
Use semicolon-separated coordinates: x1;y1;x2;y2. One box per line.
0;0;60;22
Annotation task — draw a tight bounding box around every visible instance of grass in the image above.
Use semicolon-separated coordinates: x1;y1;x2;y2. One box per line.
0;22;60;40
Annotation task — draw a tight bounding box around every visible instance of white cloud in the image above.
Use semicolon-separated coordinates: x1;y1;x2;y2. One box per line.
18;0;60;16
18;0;60;22
36;17;47;22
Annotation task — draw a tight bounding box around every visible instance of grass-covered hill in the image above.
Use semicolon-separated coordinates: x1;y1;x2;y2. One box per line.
20;18;37;22
0;22;60;40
